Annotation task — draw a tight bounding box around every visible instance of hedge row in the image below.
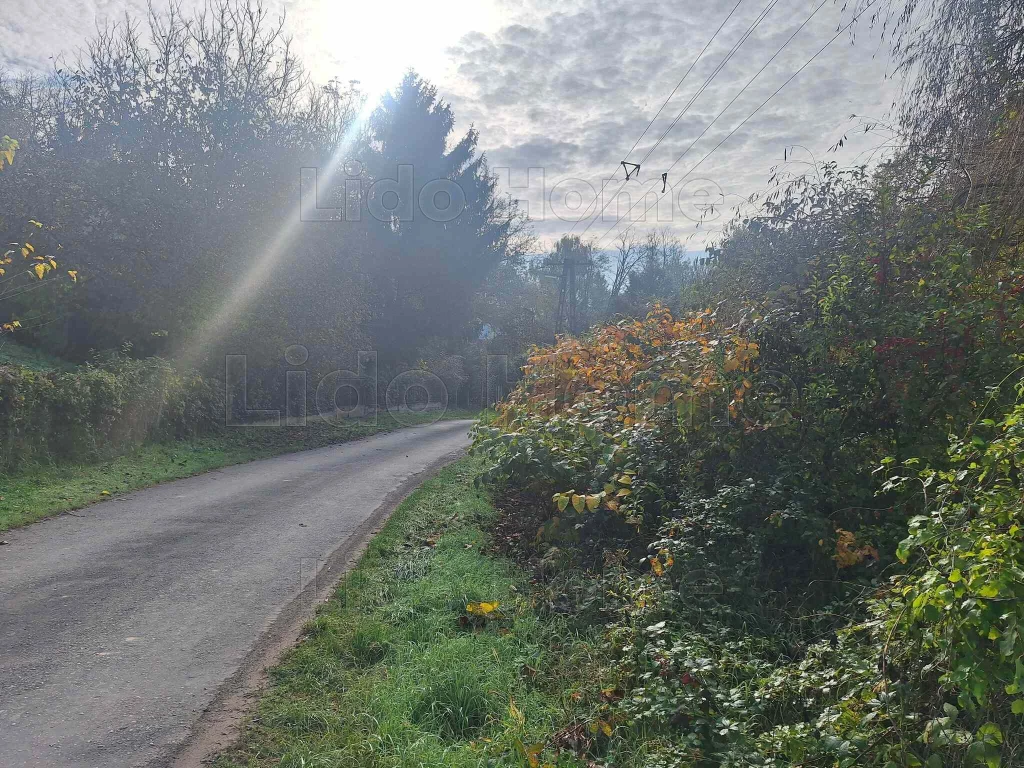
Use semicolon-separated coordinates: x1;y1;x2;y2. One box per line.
0;356;221;471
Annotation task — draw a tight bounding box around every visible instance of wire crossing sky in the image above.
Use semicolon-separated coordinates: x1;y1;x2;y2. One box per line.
566;0;748;236
575;0;784;240
590;0;883;252
4;0;899;247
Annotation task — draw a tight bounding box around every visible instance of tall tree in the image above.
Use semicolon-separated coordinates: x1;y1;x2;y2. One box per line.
359;72;527;368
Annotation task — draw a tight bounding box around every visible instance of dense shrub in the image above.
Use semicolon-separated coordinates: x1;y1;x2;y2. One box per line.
473;151;1024;764
0;354;221;471
473;306;762;528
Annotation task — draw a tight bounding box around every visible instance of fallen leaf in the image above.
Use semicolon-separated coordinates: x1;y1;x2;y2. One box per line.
466;600;500;616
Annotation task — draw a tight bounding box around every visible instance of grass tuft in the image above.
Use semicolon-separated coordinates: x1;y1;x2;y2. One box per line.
346;624;391;666
410;665;494;739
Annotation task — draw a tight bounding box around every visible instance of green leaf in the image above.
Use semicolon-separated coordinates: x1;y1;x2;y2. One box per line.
977;722;1003;745
896;538;912;564
967;740;1001;768
999;629;1018;657
1012;700;1024;715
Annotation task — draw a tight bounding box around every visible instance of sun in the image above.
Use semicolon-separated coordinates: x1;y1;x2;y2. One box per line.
290;0;503;98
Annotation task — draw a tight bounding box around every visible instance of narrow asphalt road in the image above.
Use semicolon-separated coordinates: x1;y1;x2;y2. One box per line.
0;419;472;768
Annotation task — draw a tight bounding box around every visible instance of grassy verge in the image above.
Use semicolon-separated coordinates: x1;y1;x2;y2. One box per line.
0;409;476;532
212;457;602;768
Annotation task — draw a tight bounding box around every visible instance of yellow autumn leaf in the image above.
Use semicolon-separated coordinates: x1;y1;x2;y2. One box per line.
585;494;600;511
571;494;585;513
33;263;46;279
833;528;879;568
466;601;500;616
522;743;543;768
48;259;57;269
650;557;664;576
509;698;525;727
68;270;78;282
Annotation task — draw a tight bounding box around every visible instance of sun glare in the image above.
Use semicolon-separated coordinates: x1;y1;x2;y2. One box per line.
178;1;505;366
293;0;503;96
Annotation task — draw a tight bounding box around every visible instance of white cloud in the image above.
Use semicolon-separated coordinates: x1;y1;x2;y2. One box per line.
3;0;901;249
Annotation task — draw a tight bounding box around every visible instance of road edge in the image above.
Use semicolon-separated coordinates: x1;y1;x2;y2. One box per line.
1;412;478;535
165;442;470;768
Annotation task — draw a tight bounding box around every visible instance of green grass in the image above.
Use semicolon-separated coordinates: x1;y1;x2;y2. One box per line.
212;457;602;768
0;409;477;532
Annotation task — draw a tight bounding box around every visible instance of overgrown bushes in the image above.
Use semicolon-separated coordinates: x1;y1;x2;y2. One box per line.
0;354;221;471
474;304;1023;766
472;138;1024;764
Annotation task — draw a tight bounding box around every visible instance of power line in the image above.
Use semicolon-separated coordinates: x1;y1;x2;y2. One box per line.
624;0;746;162
567;0;746;234
594;0;875;250
577;0;781;238
635;0;780;167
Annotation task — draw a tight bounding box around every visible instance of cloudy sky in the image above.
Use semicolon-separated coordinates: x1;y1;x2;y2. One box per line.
3;0;902;249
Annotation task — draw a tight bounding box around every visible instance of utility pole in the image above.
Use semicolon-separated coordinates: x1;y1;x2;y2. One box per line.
547;235;592;336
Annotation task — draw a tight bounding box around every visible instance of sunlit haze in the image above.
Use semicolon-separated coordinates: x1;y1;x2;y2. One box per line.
2;2;1022;767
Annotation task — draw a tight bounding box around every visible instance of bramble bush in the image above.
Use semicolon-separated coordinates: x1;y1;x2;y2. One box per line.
884;384;1024;715
473;306;763;529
